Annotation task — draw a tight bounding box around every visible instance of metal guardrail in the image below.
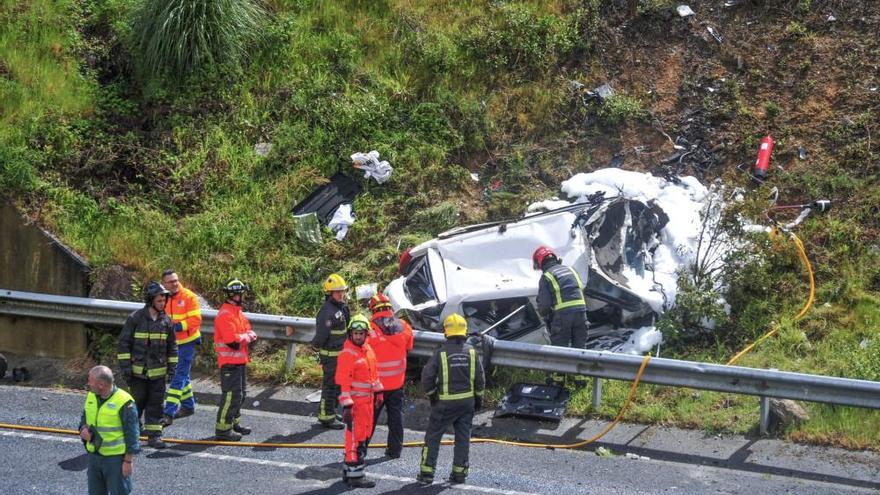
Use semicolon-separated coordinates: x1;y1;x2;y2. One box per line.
3;289;880;432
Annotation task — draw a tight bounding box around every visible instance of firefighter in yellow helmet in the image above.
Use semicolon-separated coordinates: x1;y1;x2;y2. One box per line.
417;313;485;486
312;273;350;429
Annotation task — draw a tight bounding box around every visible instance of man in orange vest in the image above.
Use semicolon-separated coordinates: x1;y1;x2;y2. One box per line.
161;269;202;425
366;293;413;459
336;315;383;488
213;278;257;441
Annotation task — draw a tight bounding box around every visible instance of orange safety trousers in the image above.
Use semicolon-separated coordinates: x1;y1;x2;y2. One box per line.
343;398;374;464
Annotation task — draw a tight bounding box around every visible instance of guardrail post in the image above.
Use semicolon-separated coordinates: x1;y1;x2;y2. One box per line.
592;377;602;409
759;395;770;436
284;342;297;372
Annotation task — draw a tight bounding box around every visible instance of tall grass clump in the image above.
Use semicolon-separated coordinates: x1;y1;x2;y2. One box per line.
133;0;267;79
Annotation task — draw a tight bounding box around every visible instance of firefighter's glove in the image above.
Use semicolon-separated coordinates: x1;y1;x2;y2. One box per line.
474;395;483;411
341;406;353;430
374;392;384;409
172;322;183;333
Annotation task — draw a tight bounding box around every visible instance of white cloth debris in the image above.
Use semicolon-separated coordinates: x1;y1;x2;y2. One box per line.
351;150;393;184
677;5;695;17
328;203;355;241
254;142;273;157
355;283;378;300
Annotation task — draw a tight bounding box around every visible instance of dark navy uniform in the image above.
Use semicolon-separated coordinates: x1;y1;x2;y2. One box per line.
418;339;485;484
312;298;350;425
536;260;589;387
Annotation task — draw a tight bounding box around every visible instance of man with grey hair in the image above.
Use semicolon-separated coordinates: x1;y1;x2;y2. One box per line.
79;365;141;495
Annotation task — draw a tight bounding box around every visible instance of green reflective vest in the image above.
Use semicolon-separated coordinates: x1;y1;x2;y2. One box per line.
84;388;134;456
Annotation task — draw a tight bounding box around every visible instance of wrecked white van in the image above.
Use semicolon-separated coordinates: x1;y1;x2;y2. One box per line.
387;195;669;354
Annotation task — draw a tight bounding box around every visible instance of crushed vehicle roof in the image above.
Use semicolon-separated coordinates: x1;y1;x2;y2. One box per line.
387;169;714;355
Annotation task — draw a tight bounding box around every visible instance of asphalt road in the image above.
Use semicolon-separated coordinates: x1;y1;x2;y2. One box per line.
0;384;877;494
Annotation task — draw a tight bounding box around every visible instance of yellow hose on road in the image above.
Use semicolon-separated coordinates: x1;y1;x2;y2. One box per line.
0;355;652;451
726;232;815;366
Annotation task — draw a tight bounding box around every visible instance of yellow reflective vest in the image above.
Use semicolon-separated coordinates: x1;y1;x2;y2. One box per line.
84;388;134;456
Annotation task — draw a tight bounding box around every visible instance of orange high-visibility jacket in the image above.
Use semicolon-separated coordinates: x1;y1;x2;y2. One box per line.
213;302;251;367
367;311;414;391
166;285;202;345
335;339;382;406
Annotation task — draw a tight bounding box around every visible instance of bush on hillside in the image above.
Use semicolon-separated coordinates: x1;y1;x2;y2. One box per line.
133;0;267;79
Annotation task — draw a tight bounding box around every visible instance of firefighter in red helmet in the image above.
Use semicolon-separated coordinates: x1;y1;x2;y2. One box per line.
365;293;413;459
533;246;590;389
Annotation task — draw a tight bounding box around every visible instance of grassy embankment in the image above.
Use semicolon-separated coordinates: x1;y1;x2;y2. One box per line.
1;0;878;449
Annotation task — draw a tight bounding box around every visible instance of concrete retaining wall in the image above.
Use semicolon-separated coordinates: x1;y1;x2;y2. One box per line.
0;203;90;357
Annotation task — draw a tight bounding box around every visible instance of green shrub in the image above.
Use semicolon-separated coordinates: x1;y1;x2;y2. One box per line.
597;94;645;126
463;4;579;81
658;273;729;350
133;0;267;79
410;201;461;235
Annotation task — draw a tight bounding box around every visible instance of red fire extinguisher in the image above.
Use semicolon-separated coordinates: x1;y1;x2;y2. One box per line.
753;134;775;179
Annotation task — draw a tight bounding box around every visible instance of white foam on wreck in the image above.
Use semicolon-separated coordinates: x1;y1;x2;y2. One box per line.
560;169;716;313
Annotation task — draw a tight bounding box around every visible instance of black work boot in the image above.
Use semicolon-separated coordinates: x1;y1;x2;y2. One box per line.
416;473;434;486
449;473;467;484
345;476;376;488
384;449;401;459
215;429;242;442
319;418;344;430
147;435;167;449
160;414;173;428
174;408;194;419
233;423;252;435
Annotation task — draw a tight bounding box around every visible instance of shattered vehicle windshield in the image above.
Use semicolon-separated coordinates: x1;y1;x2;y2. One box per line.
402;255;436;306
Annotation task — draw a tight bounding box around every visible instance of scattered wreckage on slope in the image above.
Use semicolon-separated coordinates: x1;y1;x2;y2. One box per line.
387;193;671;355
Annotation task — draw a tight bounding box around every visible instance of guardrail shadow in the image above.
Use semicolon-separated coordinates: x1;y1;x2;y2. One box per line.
473;414;880;492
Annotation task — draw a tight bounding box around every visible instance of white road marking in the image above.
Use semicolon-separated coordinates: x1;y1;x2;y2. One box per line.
1;430;543;495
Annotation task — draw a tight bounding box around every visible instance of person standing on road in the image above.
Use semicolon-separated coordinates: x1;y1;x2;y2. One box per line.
417;313;485;486
533;245;590;389
160;269;202;426
117;281;178;449
336;314;383;488
366;293;413;459
80;365;140;495
312;273;350;430
213;278;257;441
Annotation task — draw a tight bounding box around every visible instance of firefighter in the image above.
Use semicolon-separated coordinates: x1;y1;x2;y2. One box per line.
366;293;413;459
213;278;257;441
117;281;178;449
417;313;485;486
312;273;350;430
161;269;202;425
336;314;383;488
533;245;590;388
79;365;140;495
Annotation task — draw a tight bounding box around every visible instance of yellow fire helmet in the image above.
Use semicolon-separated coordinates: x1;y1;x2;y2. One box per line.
443;313;468;338
322;273;348;294
347;314;371;336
